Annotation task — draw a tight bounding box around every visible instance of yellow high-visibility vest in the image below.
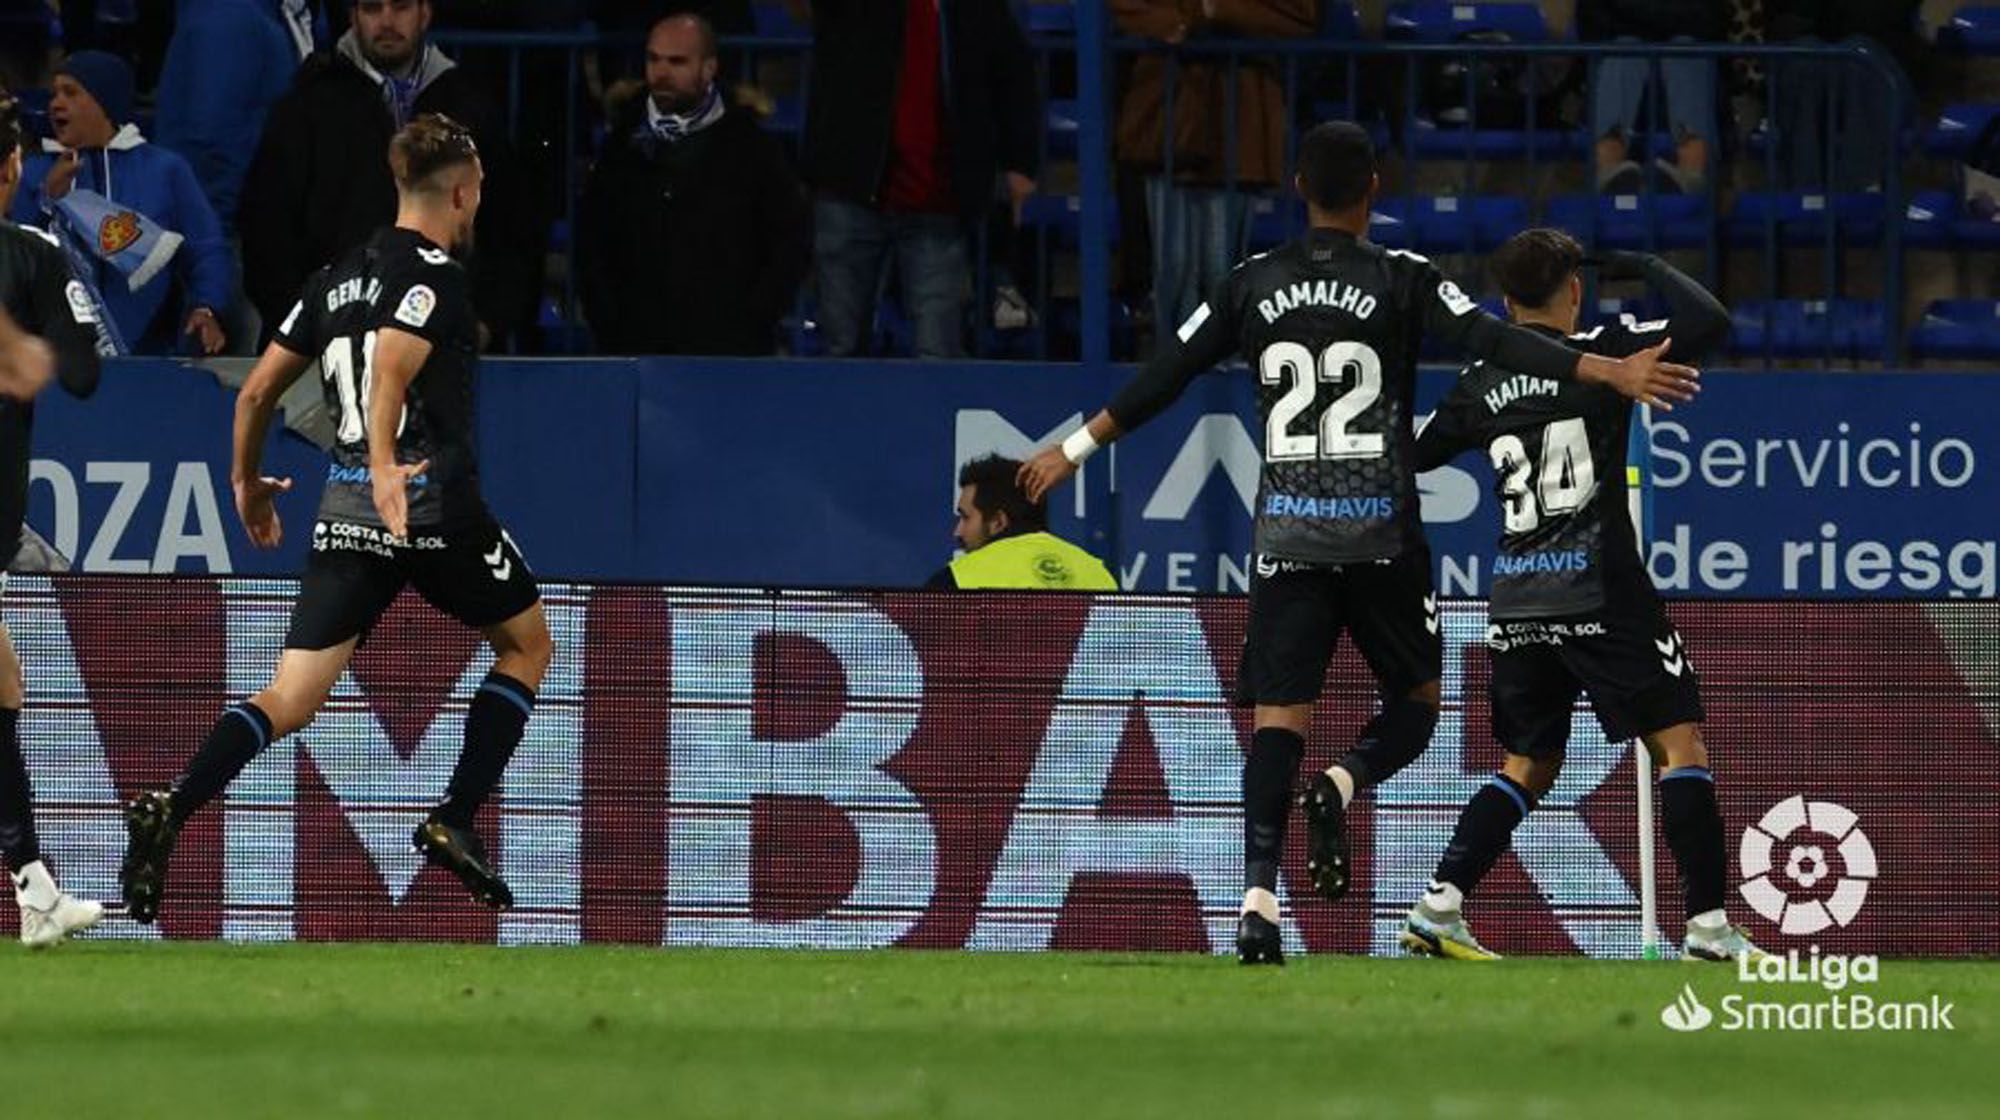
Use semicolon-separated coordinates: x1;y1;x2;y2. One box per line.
948;532;1118;591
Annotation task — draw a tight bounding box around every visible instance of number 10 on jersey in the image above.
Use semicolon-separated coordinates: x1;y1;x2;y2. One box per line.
1258;341;1386;462
321;330;408;446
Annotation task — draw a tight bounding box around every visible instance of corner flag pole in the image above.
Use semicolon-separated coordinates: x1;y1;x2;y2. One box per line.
1629;404;1662;960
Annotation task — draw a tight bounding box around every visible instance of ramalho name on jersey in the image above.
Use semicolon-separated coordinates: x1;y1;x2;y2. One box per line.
273;227;486;530
1415;316;1668;619
1131;229;1562;566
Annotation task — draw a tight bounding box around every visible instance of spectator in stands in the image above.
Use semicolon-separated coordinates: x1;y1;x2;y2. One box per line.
1582;1;1726;194
238;0;544;350
155;0;315;231
1762;0;1920;191
7;51;232;355
929;455;1117;590
802;0;1039;360
577;13;809;355
1113;1;1316;340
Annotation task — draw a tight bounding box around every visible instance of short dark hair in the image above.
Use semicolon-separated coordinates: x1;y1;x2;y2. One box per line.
389;113;479;193
0;91;20;164
958;454;1046;533
1296;121;1375;211
650;11;719;59
1490;228;1585;310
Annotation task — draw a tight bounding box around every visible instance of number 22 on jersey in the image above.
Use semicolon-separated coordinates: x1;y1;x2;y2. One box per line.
321;330;408;446
1258;340;1386;462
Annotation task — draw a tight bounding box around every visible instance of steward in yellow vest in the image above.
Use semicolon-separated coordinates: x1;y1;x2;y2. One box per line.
929;455;1118;591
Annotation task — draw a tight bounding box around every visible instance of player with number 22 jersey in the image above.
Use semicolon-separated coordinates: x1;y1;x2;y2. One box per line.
1017;123;1699;964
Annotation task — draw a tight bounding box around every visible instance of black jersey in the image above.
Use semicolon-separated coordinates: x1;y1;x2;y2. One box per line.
273;227;485;530
1416;317;1667;620
1105;228;1590;566
0;220;102;565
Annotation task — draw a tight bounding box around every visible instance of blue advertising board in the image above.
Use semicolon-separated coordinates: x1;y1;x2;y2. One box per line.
25;360;1998;598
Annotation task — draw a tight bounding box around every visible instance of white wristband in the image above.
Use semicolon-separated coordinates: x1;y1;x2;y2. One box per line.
1061;427;1100;466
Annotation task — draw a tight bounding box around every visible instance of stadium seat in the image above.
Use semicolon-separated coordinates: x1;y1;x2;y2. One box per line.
1544;193;1709;250
1018;193;1123;249
1045;98;1079;158
1379;194;1528;252
1384;2;1548;42
1726;191;1886;247
1026;2;1076;35
1923;103;2000;157
1729;300;1886;360
1941;6;2000;52
1322;2;1362;38
1246;196;1409;250
1910;300;2000;358
1900;189;2000;250
1405;116;1584;161
750;3;805;37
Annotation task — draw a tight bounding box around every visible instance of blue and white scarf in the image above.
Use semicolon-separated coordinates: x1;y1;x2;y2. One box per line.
646;84;726;146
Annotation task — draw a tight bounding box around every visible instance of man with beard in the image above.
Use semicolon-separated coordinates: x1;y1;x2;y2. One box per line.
578;13;810;356
239;0;543;350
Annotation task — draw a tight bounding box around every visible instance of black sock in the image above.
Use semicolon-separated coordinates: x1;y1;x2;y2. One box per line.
436;673;535;828
1242;727;1305;893
170;702;274;828
1660;765;1727;918
1433;774;1535;896
0;707;42;870
1339;695;1439;790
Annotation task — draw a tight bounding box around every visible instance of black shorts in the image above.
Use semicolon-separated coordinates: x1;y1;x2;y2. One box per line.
1236;549;1441;706
285;518;540;651
1488;603;1704;759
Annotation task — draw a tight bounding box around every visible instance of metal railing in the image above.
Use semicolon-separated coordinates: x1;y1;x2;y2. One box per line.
434;26;1917;366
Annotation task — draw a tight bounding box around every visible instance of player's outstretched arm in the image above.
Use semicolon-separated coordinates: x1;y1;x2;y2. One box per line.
367;327;435;540
0;306;54;401
1595;250;1730;362
1021;292;1240;502
232;340;314;548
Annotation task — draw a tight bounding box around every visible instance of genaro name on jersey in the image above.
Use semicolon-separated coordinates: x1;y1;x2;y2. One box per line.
273;227;486;531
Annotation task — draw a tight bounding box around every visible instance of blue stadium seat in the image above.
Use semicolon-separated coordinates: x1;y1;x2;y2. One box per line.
1941;6;2000;52
1729;300;1886;360
1247;197;1409;249
1045;98;1079;158
1923;103;2000;157
1911;300;2000;358
1018;193;1122;248
1384;1;1548;42
1405;116;1584;160
1726;192;1885;246
1322;2;1362;38
751;3;805;37
1379;194;1528;252
1900;189;2000;250
1544;193;1709;250
1026;2;1075;35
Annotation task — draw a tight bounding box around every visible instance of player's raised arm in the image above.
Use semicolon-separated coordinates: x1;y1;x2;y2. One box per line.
1418;264;1700;409
367;326;435;540
1019;287;1240;502
1591;250;1730;362
23;236;99;399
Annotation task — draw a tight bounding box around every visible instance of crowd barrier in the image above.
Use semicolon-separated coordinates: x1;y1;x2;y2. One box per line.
27;360;2000;597
1;579;1992;957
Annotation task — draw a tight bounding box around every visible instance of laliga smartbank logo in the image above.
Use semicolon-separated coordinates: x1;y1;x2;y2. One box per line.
1659;947;1956;1033
1659;798;1954;1033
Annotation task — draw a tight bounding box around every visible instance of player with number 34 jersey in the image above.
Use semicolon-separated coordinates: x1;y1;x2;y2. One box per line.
1018;123;1701;966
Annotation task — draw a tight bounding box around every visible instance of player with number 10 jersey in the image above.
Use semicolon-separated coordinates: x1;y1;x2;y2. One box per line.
1018;122;1699;965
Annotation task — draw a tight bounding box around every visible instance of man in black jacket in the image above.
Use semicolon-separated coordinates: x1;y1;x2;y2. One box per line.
802;0;1039;359
238;0;544;350
578;13;809;356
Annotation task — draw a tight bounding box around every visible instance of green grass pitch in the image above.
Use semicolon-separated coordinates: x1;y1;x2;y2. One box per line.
5;943;1995;1118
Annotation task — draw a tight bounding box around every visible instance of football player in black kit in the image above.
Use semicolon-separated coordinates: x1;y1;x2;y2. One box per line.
121;116;551;922
1019;123;1701;965
1;92;105;947
1401;228;1765;962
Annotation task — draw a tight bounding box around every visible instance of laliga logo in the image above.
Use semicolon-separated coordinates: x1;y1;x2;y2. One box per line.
1738;796;1877;935
1659;984;1714;1032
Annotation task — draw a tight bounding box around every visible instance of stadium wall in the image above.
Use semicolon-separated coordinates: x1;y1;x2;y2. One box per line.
27;360;2000;597
2;578;1993;957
